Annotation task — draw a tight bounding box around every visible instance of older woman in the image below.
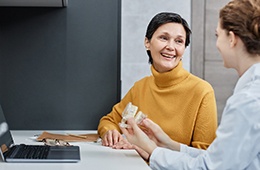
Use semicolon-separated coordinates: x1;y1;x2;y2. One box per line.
98;12;217;155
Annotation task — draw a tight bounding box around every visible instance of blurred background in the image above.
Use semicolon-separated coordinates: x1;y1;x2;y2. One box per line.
0;0;237;130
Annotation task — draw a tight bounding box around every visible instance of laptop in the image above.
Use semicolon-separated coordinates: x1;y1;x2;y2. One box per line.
0;105;80;163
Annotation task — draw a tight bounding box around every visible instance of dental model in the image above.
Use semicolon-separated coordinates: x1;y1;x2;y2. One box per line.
119;102;147;128
134;111;147;124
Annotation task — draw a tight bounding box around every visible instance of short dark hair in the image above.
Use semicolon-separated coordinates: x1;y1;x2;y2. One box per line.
145;12;192;64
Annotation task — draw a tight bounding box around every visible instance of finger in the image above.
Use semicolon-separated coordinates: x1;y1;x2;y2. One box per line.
106;130;114;146
112;140;133;149
102;133;109;146
118;132;124;141
112;130;121;145
126;117;139;130
143;118;161;132
120;125;130;137
101;137;107;146
139;124;148;132
112;140;123;149
122;143;134;149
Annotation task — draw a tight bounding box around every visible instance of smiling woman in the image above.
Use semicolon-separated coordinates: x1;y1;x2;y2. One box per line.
98;12;218;161
145;22;186;72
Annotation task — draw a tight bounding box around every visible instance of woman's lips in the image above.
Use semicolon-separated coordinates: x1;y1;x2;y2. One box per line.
161;53;176;59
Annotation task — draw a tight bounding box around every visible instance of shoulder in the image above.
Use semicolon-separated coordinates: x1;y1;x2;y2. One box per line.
228;89;260;112
133;75;153;86
222;91;260;133
187;73;214;92
125;75;153;94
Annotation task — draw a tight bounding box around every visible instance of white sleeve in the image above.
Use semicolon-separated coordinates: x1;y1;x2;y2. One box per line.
149;147;207;170
180;144;205;157
149;93;260;170
203;93;260;169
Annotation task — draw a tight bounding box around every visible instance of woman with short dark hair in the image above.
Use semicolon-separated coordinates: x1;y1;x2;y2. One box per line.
98;12;218;160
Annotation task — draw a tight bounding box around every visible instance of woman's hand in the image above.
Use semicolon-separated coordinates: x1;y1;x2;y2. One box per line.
112;137;134;149
111;135;150;161
120;118;157;155
101;129;124;147
121;118;180;152
141;118;180;151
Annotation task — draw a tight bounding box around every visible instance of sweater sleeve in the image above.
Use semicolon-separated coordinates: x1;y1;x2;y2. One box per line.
97;87;134;138
191;90;218;149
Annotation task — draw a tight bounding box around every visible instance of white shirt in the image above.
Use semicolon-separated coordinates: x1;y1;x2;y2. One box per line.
150;63;260;170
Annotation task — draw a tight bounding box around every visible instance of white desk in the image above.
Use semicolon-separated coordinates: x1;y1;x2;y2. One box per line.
0;130;151;170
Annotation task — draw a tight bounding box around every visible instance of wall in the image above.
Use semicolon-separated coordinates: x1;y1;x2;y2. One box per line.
191;0;238;122
0;0;121;130
121;0;191;97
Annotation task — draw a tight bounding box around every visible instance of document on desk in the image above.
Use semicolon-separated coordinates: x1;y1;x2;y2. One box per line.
36;131;99;142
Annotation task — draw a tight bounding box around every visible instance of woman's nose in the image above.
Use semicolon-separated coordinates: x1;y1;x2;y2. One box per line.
166;41;175;51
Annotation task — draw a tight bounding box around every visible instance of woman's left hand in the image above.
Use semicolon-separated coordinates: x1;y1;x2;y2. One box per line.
120;118;157;155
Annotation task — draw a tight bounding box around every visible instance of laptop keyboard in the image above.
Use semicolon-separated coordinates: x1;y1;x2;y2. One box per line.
4;144;50;159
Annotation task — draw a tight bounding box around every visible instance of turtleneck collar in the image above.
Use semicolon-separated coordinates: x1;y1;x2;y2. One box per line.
151;62;189;87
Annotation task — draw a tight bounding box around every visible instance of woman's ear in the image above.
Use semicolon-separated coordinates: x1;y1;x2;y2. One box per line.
229;31;237;48
144;37;150;50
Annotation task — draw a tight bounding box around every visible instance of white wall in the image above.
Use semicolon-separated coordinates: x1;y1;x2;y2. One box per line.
121;0;191;97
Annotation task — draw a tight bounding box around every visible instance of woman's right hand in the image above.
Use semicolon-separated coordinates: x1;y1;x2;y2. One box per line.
101;129;124;147
141;118;180;151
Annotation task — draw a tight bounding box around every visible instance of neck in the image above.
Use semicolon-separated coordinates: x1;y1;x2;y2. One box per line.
151;62;189;87
237;54;260;77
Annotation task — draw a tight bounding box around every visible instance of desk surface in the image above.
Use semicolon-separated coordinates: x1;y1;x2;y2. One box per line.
0;130;151;170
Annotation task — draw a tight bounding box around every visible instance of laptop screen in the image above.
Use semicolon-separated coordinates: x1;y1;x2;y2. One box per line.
0;105;14;161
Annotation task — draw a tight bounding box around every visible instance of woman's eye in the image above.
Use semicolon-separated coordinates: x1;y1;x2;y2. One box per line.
176;39;184;44
159;36;168;41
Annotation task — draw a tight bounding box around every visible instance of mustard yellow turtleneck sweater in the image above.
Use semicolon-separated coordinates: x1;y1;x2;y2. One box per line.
98;62;218;149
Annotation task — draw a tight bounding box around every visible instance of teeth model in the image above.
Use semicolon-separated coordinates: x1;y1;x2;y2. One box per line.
134;111;147;124
119;102;147;128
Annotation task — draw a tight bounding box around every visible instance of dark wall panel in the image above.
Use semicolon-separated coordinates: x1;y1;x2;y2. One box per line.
0;0;121;130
